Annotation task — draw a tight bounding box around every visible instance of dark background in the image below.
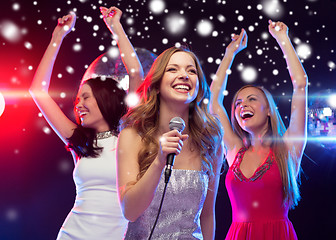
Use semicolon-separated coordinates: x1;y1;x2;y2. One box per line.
0;0;335;239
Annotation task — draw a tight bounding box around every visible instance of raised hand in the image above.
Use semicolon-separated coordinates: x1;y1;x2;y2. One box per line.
268;20;289;42
226;28;248;56
52;12;76;39
100;6;122;34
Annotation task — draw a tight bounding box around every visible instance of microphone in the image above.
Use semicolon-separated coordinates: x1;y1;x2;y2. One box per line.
164;117;185;183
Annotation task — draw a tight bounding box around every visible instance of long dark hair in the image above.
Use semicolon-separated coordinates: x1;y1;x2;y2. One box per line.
67;76;127;158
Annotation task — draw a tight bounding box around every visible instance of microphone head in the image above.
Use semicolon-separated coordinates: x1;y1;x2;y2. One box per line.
169;117;185;133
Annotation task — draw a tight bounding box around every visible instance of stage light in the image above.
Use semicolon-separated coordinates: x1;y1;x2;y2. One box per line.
323;107;332;117
328;94;336;108
0;91;5;117
308;90;336;149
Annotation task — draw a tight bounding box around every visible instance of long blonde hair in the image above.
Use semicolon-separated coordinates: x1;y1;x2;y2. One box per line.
231;85;300;209
121;46;223;182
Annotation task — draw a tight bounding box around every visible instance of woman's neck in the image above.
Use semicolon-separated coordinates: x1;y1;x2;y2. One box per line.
249;131;272;152
158;101;189;134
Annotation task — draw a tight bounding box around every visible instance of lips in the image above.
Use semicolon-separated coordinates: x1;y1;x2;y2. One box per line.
77;111;88;119
240;110;254;120
172;83;191;92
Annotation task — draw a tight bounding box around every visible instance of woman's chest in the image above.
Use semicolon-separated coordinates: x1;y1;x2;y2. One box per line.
173;145;202;170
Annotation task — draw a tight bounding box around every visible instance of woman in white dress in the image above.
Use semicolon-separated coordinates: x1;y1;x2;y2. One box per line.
29;7;143;240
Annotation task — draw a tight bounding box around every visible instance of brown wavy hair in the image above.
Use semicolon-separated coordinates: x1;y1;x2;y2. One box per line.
121;46;223;182
231;85;301;209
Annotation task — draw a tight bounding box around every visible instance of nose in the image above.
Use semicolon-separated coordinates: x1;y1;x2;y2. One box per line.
240;100;248;109
75;100;83;111
178;71;189;80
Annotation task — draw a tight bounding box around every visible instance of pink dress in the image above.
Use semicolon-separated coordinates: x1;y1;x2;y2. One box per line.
225;147;298;240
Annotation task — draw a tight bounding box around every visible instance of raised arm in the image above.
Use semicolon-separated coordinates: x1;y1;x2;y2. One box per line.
29;13;77;144
100;6;144;93
210;29;247;164
117;127;188;221
268;20;308;172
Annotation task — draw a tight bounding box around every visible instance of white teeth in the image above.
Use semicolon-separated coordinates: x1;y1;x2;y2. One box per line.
241;111;254;119
79;112;88;117
174;84;190;90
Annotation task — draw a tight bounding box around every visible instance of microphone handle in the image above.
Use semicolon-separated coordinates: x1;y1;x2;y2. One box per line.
164;153;175;183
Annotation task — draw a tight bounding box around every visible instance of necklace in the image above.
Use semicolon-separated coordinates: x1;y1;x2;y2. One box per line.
96;130;113;139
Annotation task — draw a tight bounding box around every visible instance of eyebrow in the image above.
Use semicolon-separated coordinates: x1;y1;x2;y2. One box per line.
166;63;196;68
78;92;90;98
236;94;258;101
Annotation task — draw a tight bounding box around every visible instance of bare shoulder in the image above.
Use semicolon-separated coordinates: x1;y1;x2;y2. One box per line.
118;127;143;151
225;144;243;167
119;127;141;142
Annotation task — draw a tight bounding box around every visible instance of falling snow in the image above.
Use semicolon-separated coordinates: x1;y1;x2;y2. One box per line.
196;19;213;37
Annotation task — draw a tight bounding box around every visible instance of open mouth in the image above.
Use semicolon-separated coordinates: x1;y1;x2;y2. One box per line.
173;84;191;92
78;111;88;118
241;111;254;120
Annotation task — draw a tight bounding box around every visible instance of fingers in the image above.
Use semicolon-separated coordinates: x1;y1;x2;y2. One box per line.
159;136;183;155
241;29;248;46
231;28;246;41
268;20;285;31
181;134;189;141
58;12;76;25
231;33;239;41
100;6;121;18
160;137;183;154
159;130;188;155
231;28;247;48
237;28;246;42
100;6;108;15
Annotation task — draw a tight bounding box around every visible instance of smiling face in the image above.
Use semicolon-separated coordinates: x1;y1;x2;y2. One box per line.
234;86;270;134
159;51;199;105
75;83;109;132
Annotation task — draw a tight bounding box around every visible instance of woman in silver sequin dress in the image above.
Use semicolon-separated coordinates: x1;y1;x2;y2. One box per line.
118;46;224;239
29;7;143;239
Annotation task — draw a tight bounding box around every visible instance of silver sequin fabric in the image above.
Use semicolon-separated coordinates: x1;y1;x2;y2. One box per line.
124;169;209;239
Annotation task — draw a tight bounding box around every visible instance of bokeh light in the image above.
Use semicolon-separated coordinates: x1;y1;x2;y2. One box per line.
241;66;258;83
296;43;312;60
125;92;140;108
149;0;165;14
0;20;22;42
261;0;284;18
165;14;187;35
196;19;213;37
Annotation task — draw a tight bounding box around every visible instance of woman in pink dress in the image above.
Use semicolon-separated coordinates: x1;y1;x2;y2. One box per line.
210;21;308;239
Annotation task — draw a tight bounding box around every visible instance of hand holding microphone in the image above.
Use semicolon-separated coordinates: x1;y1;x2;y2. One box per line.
159;117;187;183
